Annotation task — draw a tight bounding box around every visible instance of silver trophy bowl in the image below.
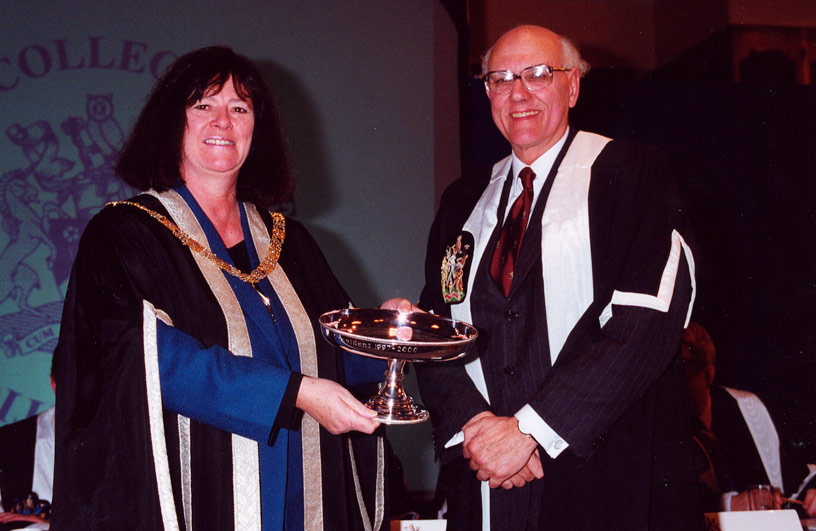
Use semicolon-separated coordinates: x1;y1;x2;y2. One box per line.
319;308;478;424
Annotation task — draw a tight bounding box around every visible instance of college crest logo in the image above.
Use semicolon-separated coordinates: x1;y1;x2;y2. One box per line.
0;92;136;422
0;38;307;424
441;232;473;304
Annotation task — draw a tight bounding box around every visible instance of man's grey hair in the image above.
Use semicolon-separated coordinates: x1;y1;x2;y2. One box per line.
480;32;591;78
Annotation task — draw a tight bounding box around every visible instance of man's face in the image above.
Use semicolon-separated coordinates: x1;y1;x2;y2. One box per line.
486;27;580;164
684;362;713;420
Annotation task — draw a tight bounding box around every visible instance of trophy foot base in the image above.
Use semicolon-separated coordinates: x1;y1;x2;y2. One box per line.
365;396;430;425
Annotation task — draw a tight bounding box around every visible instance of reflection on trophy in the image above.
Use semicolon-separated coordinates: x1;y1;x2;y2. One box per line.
319;308;478;424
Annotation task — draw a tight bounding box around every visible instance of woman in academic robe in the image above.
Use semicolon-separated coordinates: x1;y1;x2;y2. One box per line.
52;46;388;531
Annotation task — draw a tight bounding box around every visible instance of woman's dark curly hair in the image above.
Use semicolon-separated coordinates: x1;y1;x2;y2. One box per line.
115;46;293;207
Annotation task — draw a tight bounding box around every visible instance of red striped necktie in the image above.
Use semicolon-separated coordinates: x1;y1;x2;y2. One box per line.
490;167;535;297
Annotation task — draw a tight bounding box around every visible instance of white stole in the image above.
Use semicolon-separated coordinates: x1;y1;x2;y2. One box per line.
448;132;610;531
449;131;611;404
723;387;784;491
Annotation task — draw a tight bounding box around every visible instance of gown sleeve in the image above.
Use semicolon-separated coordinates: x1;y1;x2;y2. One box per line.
156;321;294;443
526;142;695;458
416;177;492;462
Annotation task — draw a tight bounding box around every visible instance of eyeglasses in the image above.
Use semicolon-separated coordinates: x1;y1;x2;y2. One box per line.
482;64;570;95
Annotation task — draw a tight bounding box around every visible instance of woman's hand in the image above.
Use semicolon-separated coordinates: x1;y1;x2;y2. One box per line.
296;376;379;434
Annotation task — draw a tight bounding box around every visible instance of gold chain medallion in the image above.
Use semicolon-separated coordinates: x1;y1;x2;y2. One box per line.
107;200;285;286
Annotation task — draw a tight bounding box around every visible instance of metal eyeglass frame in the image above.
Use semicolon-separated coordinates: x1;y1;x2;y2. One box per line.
482;64;571;94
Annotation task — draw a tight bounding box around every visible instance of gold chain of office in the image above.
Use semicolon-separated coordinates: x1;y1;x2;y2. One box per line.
107;201;285;285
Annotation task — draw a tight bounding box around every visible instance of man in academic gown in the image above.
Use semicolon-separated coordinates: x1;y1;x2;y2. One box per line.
710;385;816;513
681;323;816;515
415;25;700;530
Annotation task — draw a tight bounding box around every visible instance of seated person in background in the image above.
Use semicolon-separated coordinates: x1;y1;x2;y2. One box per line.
0;493;50;530
0;372;54;530
681;322;815;515
0;392;53;529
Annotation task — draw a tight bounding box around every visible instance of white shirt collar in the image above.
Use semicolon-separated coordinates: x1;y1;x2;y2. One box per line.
503;130;569;220
510;129;569;184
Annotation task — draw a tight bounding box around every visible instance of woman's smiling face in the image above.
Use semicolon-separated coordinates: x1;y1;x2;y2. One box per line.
180;76;255;185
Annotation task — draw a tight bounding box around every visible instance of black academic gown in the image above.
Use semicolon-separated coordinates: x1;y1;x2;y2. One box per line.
417;132;702;530
0;414;37;508
52;192;386;530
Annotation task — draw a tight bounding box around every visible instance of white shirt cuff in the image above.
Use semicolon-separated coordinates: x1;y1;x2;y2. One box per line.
444;431;465;448
720;490;738;511
515;404;569;459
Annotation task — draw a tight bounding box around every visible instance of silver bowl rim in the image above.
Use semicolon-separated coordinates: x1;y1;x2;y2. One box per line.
318;308;478;348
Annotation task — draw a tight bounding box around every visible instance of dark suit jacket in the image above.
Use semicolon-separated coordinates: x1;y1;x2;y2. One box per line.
416;132;701;530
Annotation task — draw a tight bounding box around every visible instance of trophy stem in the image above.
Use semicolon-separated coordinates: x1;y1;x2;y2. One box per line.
365;358;429;424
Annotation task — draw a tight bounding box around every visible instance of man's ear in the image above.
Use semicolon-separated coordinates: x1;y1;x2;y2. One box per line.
705;365;715;387
568;69;581;108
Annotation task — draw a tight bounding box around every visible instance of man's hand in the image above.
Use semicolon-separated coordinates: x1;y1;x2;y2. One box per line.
803;488;815;516
296;376;379;434
726;491;749;511
500;449;544;489
728;487;782;511
462;411;542;488
379;298;423;313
